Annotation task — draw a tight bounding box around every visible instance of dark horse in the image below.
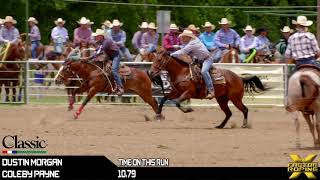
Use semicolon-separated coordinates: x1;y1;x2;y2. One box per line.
149;48;268;128
0;43;25;102
55;60;160;119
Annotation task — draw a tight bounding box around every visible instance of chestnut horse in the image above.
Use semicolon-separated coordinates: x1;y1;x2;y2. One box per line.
55;60;160;119
0;43;25;102
220;48;240;63
149;48;268;128
286;65;320;148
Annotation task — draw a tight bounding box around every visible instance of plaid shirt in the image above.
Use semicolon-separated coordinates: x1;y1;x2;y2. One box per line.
285;31;320;60
171;37;210;61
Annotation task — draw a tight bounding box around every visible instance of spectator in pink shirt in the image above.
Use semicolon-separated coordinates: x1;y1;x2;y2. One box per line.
73;17;94;48
163;23;181;53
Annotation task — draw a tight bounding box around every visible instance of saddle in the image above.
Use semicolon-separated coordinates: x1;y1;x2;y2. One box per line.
297;64;320;72
102;61;132;80
189;63;225;85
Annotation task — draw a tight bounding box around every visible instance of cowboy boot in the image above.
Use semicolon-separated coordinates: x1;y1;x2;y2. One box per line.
206;90;215;99
116;87;124;96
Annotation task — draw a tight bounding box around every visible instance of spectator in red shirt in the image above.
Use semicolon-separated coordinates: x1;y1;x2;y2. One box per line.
163;23;181;53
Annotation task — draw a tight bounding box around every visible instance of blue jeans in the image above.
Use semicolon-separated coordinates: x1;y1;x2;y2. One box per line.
31;41;40;58
212;48;228;63
111;53;123;88
296;58;320;68
146;45;157;53
201;57;214;91
120;47;132;62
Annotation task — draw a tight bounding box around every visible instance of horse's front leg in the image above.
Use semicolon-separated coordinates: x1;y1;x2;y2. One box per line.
74;86;97;119
172;90;194;113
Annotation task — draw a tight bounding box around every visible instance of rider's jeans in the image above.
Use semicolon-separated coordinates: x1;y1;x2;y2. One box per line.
201;57;214;91
111;53;123;88
31;40;40;58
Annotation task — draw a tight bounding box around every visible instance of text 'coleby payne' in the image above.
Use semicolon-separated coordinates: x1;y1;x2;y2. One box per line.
118;158;169;167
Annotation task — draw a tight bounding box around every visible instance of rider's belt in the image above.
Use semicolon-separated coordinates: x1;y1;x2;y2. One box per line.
297;56;315;61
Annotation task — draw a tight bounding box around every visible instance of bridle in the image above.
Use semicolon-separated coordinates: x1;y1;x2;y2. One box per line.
151;53;171;77
55;62;83;85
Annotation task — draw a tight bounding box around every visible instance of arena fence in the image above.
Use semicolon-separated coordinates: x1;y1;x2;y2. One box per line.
0;60;295;107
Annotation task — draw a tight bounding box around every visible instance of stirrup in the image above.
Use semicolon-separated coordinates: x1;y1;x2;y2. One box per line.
206;91;215;99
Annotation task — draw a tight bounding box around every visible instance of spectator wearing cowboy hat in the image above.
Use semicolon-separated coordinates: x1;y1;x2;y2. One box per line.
140;22;159;54
274;26;294;63
256;27;272;55
239;25;258;63
132;22;148;52
73;17;94;48
163;23;181;53
199;21;216;51
90;29;124;95
28;17;41;59
107;19;132;62
101;20;112;36
285;16;320;68
187;24;200;37
0;16;20;44
51;18;69;54
171;29;215;99
214;18;240;62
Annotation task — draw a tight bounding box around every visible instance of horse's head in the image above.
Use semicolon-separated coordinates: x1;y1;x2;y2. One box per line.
55;60;77;86
149;47;169;78
140;52;156;62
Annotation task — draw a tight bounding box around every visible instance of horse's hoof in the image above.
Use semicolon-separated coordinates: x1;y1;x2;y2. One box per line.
68;106;74;111
215;125;224;129
73;113;79;120
241;124;248;128
185;107;194;113
154;114;165;121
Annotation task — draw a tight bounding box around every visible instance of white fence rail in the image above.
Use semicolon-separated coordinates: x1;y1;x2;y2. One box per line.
0;60;294;106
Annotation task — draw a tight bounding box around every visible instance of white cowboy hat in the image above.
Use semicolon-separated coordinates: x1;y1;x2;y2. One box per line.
77;17;91;25
0;19;4;25
139;22;148;29
202;21;215;29
169;23;179;30
243;25;255;34
27;17;38;24
54;18;66;25
102;20;112;28
280;26;293;33
148;22;157;29
292;16;313;26
3;16;17;24
218;18;231;25
112;19;123;27
187;24;200;31
178;29;196;39
87;19;94;25
92;29;105;37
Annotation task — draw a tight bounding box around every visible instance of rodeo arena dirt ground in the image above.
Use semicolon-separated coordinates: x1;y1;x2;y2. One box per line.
1;104;319;167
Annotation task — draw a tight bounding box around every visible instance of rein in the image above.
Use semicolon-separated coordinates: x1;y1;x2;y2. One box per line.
0;42;11;68
85;61;115;92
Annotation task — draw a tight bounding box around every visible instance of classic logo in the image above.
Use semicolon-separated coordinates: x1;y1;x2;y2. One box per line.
288;154;318;179
1;135;47;155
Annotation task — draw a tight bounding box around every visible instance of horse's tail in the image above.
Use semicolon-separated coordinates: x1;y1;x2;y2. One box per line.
299;73;319;100
242;75;269;94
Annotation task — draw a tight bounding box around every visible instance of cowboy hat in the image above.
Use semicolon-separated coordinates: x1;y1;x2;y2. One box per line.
112;19;123;27
3;16;17;24
178;29;196;39
27;17;38;24
187;24;200;31
202;21;215;29
102;20;112;28
218;18;231;25
139;22;148;29
280;26;293;33
148;22;157;29
292;16;313;26
54;18;66;25
77;17;91;25
92;29;105;37
87;19;94;25
243;25;255;34
0;19;3;25
169;23;179;30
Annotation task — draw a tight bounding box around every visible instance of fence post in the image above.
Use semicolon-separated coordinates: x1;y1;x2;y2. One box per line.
24;60;29;104
283;64;288;106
